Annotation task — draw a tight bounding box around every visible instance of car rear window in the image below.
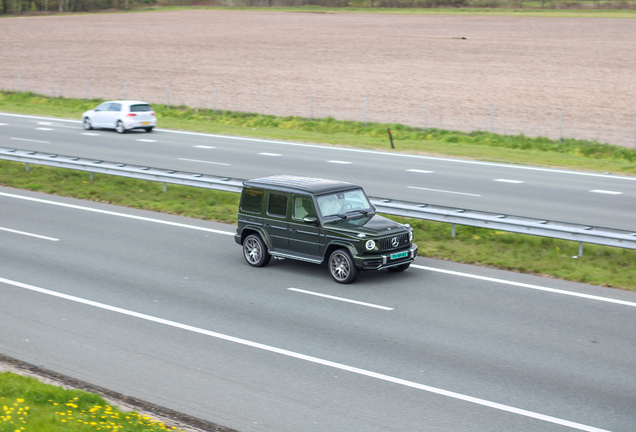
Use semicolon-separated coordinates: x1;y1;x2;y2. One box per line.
268;193;288;217
240;188;264;213
130;104;153;112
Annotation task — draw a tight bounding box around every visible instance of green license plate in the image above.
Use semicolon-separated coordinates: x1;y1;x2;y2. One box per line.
390;251;408;260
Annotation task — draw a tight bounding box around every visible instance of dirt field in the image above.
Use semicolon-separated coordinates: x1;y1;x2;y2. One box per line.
1;10;635;146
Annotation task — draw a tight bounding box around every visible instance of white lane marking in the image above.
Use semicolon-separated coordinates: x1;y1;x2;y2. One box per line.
259;153;281;156
288;288;393;310
194;145;215;149
35;127;53;131
413;264;636;308
177;158;230;166
0;192;235;237
494;179;524;184
2;112;636;183
327;160;352;164
81;133;100;136
590;190;622;195
35;121;79;129
10;137;50;144
0;226;59;241
406;169;434;174
408;186;481;197
0;123;8;126
0;278;613;432
137;139;157;142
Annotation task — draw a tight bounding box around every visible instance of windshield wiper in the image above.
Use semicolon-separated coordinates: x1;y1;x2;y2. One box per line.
352;209;369;216
326;213;347;219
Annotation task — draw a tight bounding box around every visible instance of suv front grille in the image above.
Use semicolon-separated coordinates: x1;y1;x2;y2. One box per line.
379;233;409;251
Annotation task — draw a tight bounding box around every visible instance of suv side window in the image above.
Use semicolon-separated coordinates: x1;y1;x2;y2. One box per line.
240;188;264;213
293;196;316;221
109;103;122;112
268;193;288;217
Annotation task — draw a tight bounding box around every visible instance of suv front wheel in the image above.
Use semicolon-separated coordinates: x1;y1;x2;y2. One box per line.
328;249;359;284
243;234;271;267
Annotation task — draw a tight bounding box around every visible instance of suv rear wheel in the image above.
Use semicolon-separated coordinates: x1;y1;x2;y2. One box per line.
328;249;359;284
243;234;271;267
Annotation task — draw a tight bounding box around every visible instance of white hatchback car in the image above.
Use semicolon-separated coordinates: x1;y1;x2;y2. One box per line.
82;100;157;133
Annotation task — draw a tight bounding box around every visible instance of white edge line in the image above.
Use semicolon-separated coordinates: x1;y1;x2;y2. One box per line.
0;226;59;241
177;158;231;166
412;264;636;308
1;111;634;182
10;137;50;144
0;192;235;237
288;288;393;310
0;276;611;432
408;186;481;197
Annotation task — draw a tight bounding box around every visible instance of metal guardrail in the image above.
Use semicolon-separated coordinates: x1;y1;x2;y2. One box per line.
0;147;244;193
2;146;635;252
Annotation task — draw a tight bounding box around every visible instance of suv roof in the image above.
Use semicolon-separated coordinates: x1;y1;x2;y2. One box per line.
243;175;359;195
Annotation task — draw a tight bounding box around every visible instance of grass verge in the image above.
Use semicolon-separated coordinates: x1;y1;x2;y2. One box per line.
0;371;183;431
1;160;635;291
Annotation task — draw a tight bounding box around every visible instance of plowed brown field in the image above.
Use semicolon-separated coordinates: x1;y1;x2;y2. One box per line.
1;10;635;146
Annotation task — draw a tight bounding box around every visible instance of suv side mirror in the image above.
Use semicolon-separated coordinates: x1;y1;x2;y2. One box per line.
303;216;319;225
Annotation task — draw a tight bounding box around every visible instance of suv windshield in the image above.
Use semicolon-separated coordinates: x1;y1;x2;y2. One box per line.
316;188;372;218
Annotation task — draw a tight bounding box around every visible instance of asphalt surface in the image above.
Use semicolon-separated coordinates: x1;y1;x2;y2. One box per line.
1;187;635;432
1;112;635;231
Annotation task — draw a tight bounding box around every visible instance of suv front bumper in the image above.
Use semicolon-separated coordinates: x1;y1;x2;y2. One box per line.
357;244;418;270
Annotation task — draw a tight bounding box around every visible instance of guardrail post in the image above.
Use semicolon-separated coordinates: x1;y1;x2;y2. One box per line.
163;182;167;193
578;242;584;257
25;163;29;172
90;172;94;182
451;224;456;238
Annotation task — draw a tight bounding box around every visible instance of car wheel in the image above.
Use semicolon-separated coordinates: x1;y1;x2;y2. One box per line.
115;121;126;134
328;249;359;284
83;117;93;130
144;127;154;133
387;263;410;272
243;234;271;267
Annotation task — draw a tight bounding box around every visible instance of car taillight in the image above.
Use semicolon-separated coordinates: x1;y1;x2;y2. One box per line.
126;113;137;117
151;112;156;116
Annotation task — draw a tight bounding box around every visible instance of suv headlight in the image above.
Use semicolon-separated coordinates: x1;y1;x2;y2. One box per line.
365;240;376;250
409;231;413;242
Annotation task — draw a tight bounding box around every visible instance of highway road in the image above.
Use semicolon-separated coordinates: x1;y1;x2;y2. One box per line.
1;186;635;432
1;112;635;231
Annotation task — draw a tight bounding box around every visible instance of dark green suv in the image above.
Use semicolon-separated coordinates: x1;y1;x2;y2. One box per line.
234;175;417;283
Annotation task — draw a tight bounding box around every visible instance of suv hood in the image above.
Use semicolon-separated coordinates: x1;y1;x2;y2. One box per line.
324;213;408;237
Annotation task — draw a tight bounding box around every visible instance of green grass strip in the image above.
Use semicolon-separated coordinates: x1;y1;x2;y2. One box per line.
0;371;182;431
1;91;635;291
